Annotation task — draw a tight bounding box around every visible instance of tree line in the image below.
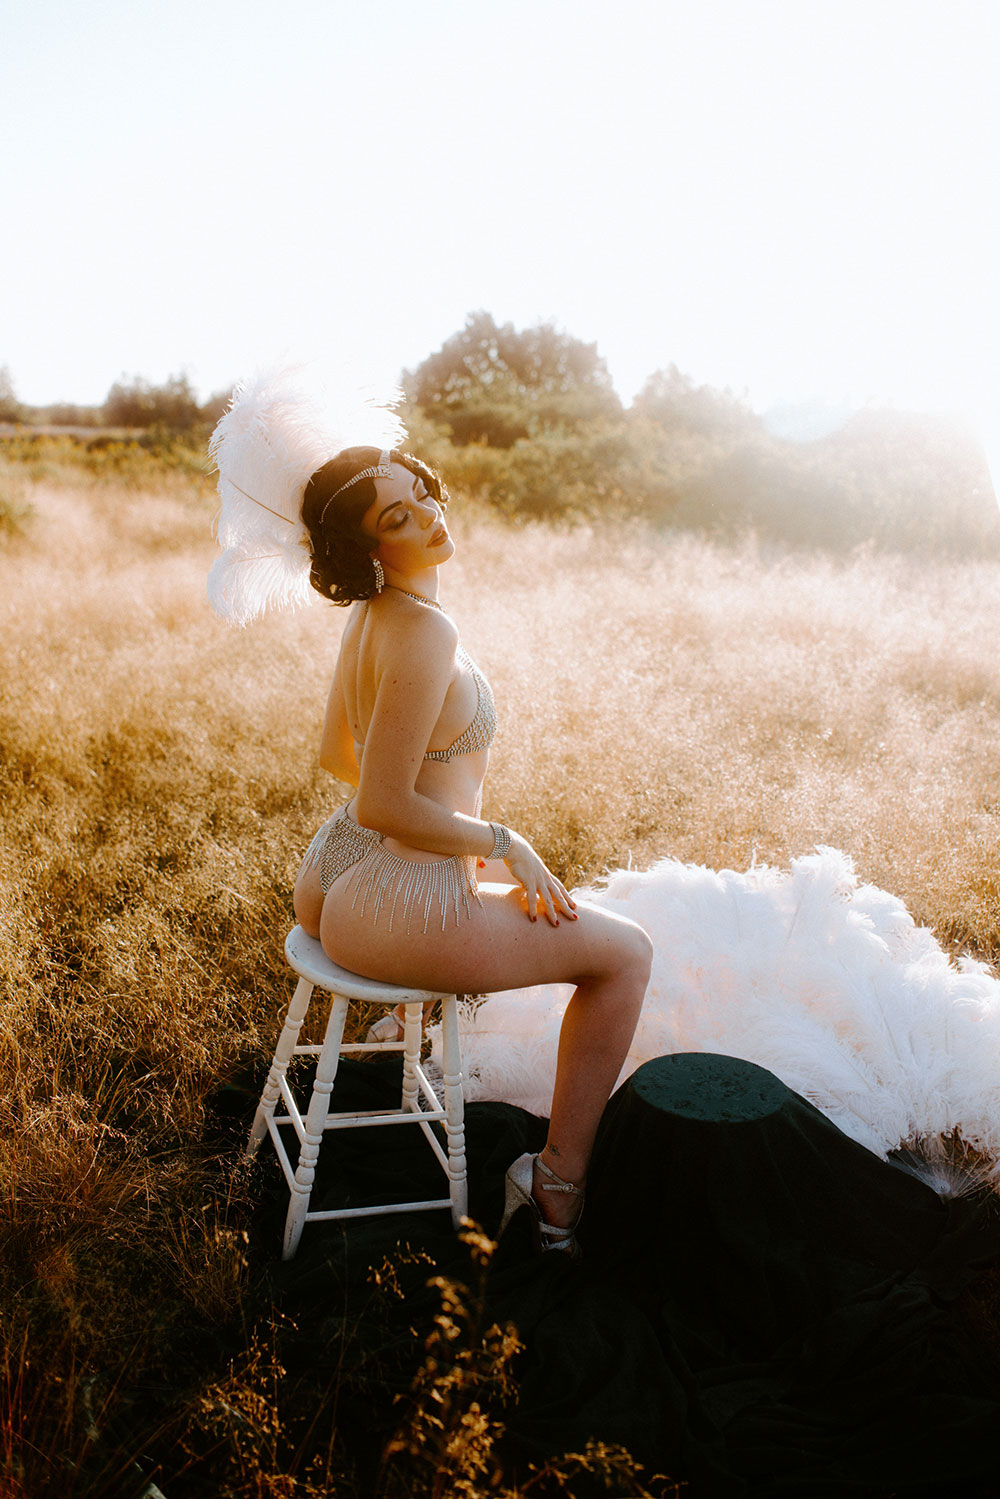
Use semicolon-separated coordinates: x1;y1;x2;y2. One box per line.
399;313;996;556
2;311;996;555
0;367;230;432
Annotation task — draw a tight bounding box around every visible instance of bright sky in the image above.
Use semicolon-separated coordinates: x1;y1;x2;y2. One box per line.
3;0;998;451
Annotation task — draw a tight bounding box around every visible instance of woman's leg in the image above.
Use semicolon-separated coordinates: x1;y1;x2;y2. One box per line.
320;881;652;1230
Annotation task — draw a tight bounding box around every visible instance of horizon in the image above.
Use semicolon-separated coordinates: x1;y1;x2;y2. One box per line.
3;344;989;446
4;0;998;462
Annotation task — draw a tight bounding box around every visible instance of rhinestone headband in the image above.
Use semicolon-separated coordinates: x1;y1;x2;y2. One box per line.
318;448;393;526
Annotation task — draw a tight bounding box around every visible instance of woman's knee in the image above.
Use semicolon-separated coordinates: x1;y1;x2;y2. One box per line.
622;921;654;996
632;921;654;980
581;912;652;992
608;914;653;983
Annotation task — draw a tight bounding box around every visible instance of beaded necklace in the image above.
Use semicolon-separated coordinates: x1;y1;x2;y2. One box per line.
388;585;443;611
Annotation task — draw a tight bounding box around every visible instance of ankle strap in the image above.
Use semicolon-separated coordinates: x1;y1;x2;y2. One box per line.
536;1153;585;1196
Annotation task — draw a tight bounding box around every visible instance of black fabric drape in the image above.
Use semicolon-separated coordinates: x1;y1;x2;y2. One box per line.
250;1051;1000;1497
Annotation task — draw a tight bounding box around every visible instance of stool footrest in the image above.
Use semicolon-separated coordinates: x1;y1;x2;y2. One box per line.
267;1118;298;1191
277;1075;305;1134
304;1197;455;1223
292;1041;408;1056
272;1107;447;1130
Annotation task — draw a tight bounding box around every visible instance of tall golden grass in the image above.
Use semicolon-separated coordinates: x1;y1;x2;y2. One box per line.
3;460;1000;1492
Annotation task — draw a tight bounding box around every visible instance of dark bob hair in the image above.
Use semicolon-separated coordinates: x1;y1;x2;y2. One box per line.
301;447;450;606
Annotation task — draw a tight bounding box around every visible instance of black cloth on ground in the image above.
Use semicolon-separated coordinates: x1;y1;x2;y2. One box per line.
244;1051;1000;1498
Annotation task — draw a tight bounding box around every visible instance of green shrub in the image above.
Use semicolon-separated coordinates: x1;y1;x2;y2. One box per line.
0;459;34;538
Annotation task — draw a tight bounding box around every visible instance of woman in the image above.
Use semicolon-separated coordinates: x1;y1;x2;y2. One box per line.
287;445;651;1254
209;378;650;1254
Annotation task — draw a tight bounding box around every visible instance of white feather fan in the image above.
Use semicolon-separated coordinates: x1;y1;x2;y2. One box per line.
207;366;406;626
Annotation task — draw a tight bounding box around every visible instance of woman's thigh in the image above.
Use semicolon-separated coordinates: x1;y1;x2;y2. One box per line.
319;880;648;995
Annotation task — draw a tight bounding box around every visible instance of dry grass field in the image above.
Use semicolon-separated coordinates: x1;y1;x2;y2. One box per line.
3;458;1000;1493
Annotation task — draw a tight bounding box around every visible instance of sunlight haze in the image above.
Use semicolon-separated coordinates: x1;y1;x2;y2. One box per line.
3;0;997;457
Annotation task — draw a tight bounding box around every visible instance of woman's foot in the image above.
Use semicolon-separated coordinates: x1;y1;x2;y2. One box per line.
365;998;438;1048
533;1151;586;1240
365;1010;405;1045
500;1151;585;1256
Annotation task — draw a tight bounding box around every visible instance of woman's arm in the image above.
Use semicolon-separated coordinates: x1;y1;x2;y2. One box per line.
353;602;576;924
318;651;360;786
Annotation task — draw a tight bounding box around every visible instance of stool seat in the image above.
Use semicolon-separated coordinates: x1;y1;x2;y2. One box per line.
248;926;469;1258
283;927;452;1004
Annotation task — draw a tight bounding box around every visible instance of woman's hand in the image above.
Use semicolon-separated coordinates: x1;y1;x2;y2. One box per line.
502;832;578;926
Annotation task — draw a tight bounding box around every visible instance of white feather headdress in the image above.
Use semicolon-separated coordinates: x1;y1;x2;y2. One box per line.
207;366;407;626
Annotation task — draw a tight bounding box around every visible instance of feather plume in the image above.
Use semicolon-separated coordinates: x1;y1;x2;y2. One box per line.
207;365;406;625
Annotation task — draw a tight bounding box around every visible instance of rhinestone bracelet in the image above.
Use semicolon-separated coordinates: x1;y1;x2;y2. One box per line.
489;822;512;860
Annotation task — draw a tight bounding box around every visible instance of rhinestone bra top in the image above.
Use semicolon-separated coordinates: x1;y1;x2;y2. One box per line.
361;589;497;763
423;644;497;762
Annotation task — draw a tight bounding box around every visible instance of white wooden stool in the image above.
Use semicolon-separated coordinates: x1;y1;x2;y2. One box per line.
247;925;468;1259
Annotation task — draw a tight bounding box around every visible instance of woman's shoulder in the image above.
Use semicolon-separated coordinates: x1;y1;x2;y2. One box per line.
371;591;460;663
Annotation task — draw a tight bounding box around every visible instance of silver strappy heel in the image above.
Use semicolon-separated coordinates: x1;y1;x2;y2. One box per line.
365;1011;405;1045
500;1152;585;1257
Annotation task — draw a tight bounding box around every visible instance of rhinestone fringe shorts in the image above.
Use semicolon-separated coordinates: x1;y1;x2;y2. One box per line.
302;804;480;934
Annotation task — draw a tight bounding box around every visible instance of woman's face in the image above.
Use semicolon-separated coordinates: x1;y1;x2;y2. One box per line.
360;462;454;577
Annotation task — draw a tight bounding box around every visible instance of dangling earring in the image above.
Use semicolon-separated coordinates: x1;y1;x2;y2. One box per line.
372;556;385;594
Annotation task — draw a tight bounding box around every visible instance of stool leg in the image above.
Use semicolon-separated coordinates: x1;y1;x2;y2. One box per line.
440;996;468;1227
247;977;314;1160
283;991;350;1260
401;1001;423;1114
